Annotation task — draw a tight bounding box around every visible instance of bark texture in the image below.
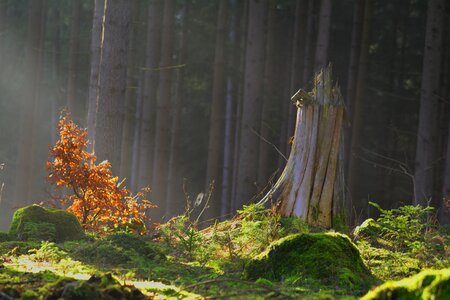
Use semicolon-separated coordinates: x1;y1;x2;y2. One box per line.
86;0;105;151
234;0;266;209
66;0;81;118
15;0;45;206
95;0;132;173
138;0;163;190
414;0;445;206
314;0;332;72
205;0;228;219
151;0;176;211
260;66;344;228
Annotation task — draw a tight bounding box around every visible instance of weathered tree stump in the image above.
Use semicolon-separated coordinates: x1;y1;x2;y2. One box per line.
260;65;344;228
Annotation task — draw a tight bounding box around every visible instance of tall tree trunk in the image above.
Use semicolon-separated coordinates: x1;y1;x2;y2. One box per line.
130;76;145;191
260;66;344;228
151;0;176;213
344;0;364;176
86;0;105;151
138;0;163;191
414;0;445;206
347;0;371;225
257;0;277;189
313;0;332;73
95;0;132;173
231;0;248;213
120;0;140;180
221;0;241;218
205;0;228;219
14;0;45;207
286;0;308;155
440;8;450;225
167;1;190;217
234;0;267;209
66;0;81;119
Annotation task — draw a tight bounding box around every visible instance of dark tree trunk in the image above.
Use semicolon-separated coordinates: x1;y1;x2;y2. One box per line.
205;0;228;219
234;0;267;209
152;0;176;213
67;0;81;119
414;0;445;206
95;0;132;173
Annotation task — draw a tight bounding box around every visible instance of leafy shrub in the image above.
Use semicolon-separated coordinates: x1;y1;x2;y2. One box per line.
47;113;154;234
28;241;68;263
368;202;435;251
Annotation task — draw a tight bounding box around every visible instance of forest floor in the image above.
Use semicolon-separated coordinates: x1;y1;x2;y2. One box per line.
0;203;449;299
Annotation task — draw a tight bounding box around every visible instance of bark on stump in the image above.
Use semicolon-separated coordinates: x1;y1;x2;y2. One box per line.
260;66;344;228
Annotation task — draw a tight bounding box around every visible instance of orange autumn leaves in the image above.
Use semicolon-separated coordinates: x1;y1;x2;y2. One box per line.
47;113;154;234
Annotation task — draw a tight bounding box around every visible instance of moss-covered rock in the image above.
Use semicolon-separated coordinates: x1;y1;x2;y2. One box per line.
59;274;146;300
8;205;85;242
361;269;450;300
244;232;373;289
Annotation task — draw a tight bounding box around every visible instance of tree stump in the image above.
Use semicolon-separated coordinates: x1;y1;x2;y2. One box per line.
260;65;344;228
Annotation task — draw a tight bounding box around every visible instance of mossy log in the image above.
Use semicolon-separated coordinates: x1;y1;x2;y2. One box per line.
260;65;344;228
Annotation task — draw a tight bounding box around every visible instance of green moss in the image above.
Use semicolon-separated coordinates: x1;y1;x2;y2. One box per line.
0;241;40;256
361;269;450;300
0;231;9;242
8;205;85;242
105;233;166;259
244;232;373;289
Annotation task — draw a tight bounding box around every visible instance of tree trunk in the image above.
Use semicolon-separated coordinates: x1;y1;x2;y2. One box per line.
344;0;364;176
257;0;277;189
234;0;267;209
0;0;6;70
314;0;332;73
66;0;81;119
95;0;132;173
86;0;105;151
286;0;308;151
167;1;190;217
441;120;450;225
231;0;248;213
260;66;344;228
221;0;242;218
414;0;445;206
205;0;228;219
14;0;45;207
119;0;140;180
138;0;163;190
151;0;176;212
347;0;372;225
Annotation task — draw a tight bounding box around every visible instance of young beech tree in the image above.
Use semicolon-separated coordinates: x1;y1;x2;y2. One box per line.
47;113;154;234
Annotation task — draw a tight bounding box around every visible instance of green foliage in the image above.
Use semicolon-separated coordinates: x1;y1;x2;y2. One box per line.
28;241;68;263
244;232;374;290
158;215;204;260
356;203;449;281
361;269;450;300
0;241;40;256
9;205;85;242
367;202;435;251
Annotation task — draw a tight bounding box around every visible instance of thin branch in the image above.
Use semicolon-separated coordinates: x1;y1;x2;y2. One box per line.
250;127;288;162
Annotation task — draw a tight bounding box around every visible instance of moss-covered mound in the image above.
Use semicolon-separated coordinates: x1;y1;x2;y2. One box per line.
245;232;373;288
361;269;450;300
8;204;85;242
55;274;147;300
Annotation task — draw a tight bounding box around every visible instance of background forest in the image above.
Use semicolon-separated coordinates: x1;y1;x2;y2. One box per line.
0;0;449;230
